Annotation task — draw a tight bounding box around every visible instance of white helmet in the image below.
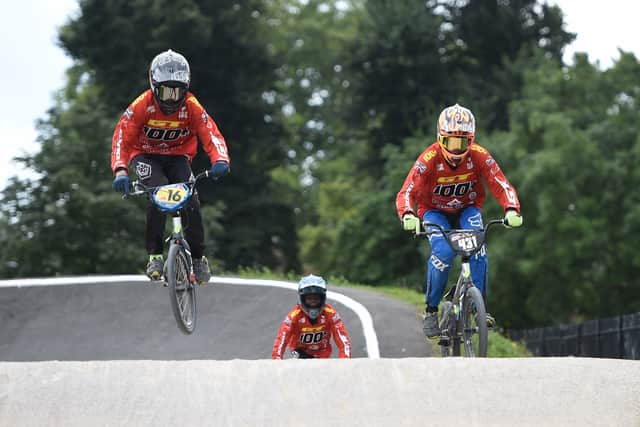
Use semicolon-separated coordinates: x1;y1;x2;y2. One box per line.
297;274;327;321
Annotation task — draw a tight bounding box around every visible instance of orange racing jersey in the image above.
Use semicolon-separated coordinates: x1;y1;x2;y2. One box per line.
396;142;520;219
111;90;230;173
272;303;352;359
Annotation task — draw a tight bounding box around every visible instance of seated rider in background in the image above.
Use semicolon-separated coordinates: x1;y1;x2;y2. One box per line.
110;49;230;284
395;103;523;338
272;275;352;359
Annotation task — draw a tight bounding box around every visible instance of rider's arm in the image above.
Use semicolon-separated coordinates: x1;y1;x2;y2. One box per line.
475;147;520;213
326;306;352;358
111;92;148;174
395;147;434;220
186;95;231;166
272;310;296;360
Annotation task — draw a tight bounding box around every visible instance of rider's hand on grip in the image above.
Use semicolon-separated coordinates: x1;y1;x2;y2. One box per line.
402;213;420;233
291;348;314;359
504;209;523;228
112;173;130;195
210;161;230;179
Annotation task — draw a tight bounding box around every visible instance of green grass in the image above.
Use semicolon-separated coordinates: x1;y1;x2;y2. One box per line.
227;267;531;357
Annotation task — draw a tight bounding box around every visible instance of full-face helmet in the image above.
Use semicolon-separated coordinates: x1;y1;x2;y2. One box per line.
298;274;327;321
437;104;475;167
149;49;191;115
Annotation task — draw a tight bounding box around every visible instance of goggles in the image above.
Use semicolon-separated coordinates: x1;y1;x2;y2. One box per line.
441;136;470;154
156;85;186;102
303;294;323;307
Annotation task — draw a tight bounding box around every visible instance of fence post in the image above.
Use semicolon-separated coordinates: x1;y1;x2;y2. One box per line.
619;315;624;359
577;323;582;356
596;318;600;357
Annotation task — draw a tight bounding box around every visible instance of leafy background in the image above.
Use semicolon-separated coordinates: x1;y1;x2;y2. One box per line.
2;0;639;330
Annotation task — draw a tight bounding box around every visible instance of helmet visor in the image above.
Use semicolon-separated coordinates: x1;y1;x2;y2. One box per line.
157;85;187;102
442;136;470;154
302;294;323;308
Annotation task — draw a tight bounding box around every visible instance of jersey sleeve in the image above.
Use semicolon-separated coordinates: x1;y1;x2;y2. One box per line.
395;148;434;219
475;146;520;213
271;308;297;359
326;307;352;358
110;93;147;174
186;95;230;165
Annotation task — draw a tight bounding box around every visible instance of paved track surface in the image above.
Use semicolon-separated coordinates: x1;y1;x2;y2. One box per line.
1;358;638;426
1;277;638;426
0;278;428;360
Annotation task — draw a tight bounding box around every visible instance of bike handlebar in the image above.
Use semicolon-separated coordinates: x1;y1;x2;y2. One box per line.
416;218;505;237
123;170;212;199
415;218;505;258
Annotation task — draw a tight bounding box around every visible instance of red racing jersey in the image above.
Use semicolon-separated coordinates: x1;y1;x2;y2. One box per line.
111;90;230;173
396;142;520;219
272;303;352;359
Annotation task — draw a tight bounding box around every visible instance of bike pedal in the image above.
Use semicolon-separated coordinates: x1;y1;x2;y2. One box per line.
149;278;167;287
437;336;450;346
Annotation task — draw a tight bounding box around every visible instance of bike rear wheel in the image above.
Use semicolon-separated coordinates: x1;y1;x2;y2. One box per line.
461;286;488;357
167;243;197;334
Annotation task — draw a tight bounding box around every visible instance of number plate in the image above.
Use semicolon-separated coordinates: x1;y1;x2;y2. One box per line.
152;183;191;212
450;232;479;251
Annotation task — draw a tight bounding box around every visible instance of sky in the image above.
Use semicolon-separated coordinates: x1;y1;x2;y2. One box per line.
1;0;640;189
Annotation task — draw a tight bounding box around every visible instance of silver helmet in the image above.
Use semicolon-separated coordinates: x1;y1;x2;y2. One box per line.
297;274;327;321
149;49;191;114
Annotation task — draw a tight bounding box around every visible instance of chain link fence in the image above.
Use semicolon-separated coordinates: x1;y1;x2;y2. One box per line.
509;312;640;359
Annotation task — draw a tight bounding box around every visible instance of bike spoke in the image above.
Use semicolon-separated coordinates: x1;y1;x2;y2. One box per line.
168;245;197;334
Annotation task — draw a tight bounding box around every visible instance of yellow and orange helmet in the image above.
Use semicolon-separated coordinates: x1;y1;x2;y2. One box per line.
437;104;475;167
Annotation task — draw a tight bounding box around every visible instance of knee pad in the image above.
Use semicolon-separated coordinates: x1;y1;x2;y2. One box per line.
429;254;450;272
430;236;456;266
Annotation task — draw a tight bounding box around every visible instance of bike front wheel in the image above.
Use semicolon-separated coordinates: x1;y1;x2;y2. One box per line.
166;243;197;334
439;301;460;357
461;286;488;357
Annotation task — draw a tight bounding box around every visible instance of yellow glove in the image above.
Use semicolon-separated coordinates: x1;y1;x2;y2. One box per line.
504;209;523;228
402;213;420;233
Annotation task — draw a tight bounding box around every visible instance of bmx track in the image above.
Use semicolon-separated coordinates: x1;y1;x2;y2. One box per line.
0;276;638;426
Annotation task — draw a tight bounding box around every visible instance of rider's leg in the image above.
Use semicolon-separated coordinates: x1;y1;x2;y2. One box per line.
459;206;493;326
131;154;169;279
423;210;456;309
459;206;487;298
166;156;210;284
422;210;456;337
165;156;205;259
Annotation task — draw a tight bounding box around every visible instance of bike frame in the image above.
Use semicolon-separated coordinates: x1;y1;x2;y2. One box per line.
124;170;212;334
417;218;504;356
167;215;195;284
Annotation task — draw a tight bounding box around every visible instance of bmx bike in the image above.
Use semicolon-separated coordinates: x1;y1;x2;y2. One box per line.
125;170;213;335
416;218;505;357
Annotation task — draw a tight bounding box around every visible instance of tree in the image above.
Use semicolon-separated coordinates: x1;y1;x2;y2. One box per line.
299;0;574;289
0;0;301;277
486;52;640;328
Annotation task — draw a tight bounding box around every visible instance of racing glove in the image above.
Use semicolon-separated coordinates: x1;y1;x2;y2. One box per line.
210;161;230;178
112;173;130;195
504;209;523;228
402;213;420;233
292;348;315;359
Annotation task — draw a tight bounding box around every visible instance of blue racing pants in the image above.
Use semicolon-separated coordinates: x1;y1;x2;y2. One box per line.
423;206;488;309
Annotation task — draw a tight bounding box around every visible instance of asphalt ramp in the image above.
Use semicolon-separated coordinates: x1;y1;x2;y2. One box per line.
1;357;638;427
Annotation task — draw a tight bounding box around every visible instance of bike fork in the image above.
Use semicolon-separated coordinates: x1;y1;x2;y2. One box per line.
170;216;196;284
